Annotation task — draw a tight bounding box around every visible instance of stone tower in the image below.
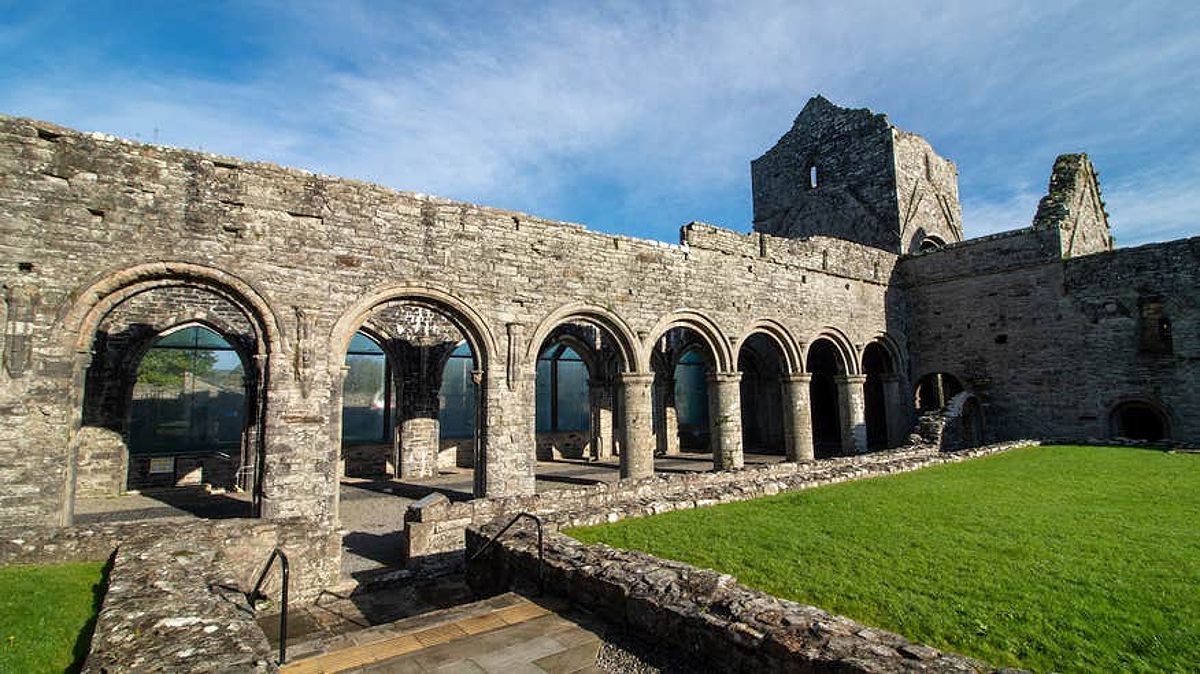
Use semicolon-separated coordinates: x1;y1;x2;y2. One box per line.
752;95;963;254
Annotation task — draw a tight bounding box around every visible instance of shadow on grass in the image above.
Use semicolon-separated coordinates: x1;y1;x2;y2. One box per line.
68;554;113;674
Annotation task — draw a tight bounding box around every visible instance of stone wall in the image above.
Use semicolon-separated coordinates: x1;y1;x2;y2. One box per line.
0;113;902;534
902;230;1200;444
0;517;339;601
465;526;1008;674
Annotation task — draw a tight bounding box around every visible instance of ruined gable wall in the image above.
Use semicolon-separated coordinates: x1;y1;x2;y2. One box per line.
893;131;963;253
0;115;903;527
901;231;1200;443
1032;154;1114;258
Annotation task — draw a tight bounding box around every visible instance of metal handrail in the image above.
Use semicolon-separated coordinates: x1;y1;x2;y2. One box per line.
466;512;545;595
248;547;290;665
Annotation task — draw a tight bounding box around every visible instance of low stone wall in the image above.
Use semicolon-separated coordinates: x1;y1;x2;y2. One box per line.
466;526;1013;673
83;533;279;674
405;441;1036;565
1;517;340;602
1;517;340;673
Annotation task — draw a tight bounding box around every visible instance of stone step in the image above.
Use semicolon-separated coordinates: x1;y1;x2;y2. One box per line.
281;593;603;674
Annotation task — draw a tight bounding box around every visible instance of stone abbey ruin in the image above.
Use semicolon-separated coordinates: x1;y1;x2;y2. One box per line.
0;96;1197;669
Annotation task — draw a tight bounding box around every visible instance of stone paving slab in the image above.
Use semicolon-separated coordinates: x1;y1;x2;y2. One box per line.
280;592;604;674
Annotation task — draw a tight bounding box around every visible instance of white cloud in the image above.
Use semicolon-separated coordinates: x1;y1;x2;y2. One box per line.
0;1;1197;245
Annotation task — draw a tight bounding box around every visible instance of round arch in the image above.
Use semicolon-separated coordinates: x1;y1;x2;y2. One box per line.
525;303;642;374
1108;398;1171;441
62;261;284;357
858;334;904;375
61;263;282;525
803;328;857;374
330;285;498;374
643;310;734;373
732;318;803;375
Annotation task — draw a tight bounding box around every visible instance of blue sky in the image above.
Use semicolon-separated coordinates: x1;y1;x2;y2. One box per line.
1;1;1197;246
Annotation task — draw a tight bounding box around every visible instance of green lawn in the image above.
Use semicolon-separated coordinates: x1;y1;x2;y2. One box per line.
567;445;1200;673
0;561;108;674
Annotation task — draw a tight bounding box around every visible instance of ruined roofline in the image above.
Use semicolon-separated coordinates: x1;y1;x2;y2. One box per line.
1;113;903;285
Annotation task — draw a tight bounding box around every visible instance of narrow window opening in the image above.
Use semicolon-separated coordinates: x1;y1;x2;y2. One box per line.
809;164;818;189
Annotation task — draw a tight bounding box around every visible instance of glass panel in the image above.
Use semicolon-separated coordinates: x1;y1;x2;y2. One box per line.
129;326;245;456
155;325;237;350
555;357;590;431
439;342;476;439
535;358;552;433
342;332;386;444
674;349;709;430
348;332;384;355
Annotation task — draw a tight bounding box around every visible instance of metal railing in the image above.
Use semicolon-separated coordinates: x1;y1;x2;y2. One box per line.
466;512;545;595
248;547;290;665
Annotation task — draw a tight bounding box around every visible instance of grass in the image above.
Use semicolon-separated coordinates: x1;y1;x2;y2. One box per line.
0;561;108;674
567;445;1200;673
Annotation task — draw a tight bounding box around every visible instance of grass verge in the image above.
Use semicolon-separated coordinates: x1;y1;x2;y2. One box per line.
0;560;108;673
567;445;1199;672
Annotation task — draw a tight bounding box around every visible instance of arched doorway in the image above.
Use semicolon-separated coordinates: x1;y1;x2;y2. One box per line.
914;372;964;412
70;271;275;523
737;333;787;454
806;338;846;458
861;342;893;450
1110;401;1169;441
338;303;481;482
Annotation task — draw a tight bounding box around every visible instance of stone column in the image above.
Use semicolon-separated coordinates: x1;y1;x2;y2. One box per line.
481;370;536;498
708;372;744;471
618;372;655;480
589;383;614;460
835;374;868;454
782;373;814;462
880;374;907;448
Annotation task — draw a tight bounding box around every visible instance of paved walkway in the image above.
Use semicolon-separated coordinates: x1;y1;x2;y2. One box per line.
281;592;604;674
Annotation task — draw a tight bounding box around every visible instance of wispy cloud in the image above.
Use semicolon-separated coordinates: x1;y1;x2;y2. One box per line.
0;1;1197;244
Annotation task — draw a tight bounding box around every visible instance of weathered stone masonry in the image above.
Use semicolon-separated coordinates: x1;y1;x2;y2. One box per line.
0;96;1197;595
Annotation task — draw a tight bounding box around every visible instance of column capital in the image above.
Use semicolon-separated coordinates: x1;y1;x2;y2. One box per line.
783;373;812;384
618;371;656;385
834;374;868;385
707;371;742;384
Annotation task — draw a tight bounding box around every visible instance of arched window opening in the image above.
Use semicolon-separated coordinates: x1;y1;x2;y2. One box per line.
129;325;246;488
536;344;590;433
915;372;964;412
439;341;476;439
919;235;946;252
674;348;711;450
1110;401;1168;442
806;339;844;457
342;331;389;445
